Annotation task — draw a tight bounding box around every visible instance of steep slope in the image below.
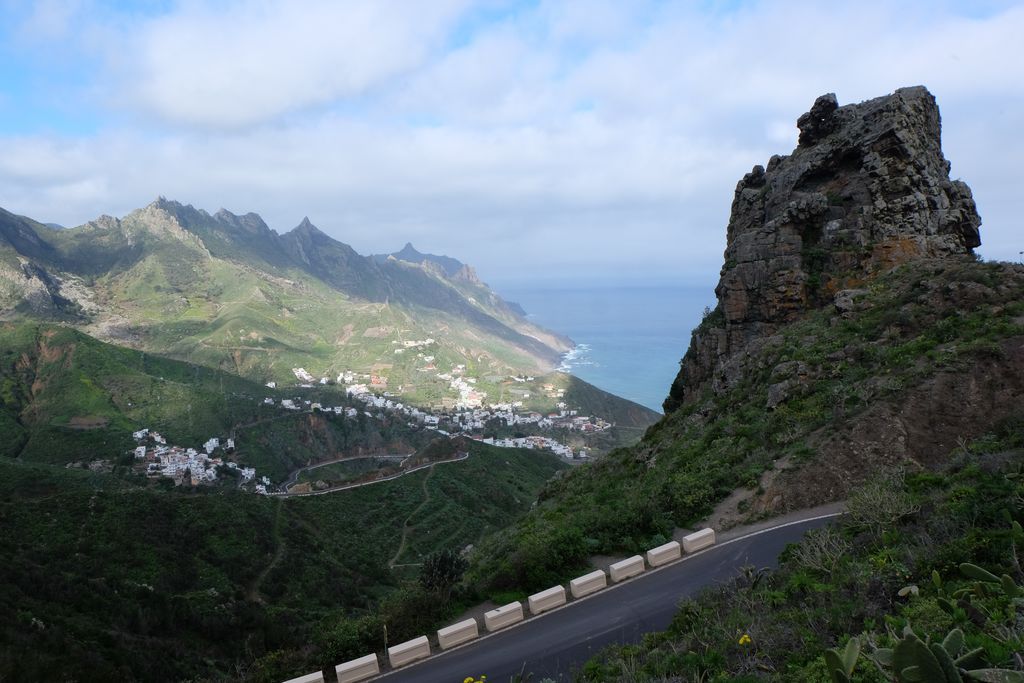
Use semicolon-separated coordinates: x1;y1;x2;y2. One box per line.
373;241;569;350
0;199;588;410
468;86;1024;594
0;321;256;464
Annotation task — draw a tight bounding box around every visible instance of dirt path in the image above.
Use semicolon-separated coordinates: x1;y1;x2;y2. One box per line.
247;498;285;604
388;466;436;570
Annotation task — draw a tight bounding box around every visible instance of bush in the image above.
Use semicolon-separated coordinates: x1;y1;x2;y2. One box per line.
315;614;385;665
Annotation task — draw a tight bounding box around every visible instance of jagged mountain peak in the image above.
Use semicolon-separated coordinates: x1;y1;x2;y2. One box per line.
213;208;274;236
376;242;465;277
292;216;320;234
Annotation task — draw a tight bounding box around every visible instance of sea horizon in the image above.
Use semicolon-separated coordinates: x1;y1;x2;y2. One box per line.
495;282;715;413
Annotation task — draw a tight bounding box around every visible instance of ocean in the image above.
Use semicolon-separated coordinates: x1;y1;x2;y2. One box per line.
497;284;715;413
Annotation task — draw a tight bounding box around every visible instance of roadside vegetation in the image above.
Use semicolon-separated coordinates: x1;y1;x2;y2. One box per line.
578;422;1024;681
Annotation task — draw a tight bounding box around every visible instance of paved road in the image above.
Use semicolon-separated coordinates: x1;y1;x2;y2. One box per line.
281;453;410;491
378;514;839;682
277;452;469;498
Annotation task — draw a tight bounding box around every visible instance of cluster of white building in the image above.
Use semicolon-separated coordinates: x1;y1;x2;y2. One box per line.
337;385;599;459
474;435;584;459
256;363;611;464
131;429;268;491
444;374;484;408
393;338;435;349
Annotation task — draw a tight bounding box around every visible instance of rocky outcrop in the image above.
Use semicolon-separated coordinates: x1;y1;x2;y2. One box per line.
665;86;981;412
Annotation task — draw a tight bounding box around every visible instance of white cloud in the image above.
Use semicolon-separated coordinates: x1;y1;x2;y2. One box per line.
114;0;471;128
13;0;86;42
1;0;1022;282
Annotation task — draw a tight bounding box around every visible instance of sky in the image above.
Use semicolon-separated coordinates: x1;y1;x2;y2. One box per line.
1;0;1022;287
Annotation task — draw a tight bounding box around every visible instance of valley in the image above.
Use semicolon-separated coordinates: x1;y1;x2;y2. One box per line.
0;202;659;680
3;83;1024;683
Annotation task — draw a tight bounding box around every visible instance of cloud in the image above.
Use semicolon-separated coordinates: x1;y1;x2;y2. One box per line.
0;0;1022;283
114;0;471;128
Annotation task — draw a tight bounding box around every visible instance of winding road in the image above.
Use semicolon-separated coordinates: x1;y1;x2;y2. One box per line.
276;452;469;498
282;453;410;491
376;512;841;682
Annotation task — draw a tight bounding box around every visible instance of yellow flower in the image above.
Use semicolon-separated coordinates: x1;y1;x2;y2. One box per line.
738;634;752;646
464;678;474;683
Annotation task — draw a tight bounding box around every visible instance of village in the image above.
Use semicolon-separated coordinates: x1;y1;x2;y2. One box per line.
128;428;272;494
283;363;612;460
118;362;611;495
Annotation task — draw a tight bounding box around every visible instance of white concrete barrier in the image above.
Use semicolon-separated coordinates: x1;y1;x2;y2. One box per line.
609;555;646;583
683;528;716;553
437;618;479;650
336;653;379;683
570;569;607;598
388;635;431;669
282;672;324;683
646;540;682;567
528;585;567;615
484;601;525;632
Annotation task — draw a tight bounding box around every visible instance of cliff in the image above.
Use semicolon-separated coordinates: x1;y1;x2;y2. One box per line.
665;86;981;412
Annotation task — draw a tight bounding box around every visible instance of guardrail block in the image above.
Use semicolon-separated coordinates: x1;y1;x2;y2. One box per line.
335;653;379;683
282;671;325;683
570;569;607;598
609;555;646;582
484;601;524;632
437;618;479;649
646;540;682;567
388;635;431;669
528;585;567;615
682;528;716;553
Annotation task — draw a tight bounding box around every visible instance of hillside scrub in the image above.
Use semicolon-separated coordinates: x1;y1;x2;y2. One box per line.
577;429;1024;681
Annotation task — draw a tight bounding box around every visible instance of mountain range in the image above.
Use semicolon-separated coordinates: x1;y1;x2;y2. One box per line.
0;198;588;411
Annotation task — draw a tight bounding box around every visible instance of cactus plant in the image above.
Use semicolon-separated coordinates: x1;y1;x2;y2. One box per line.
868;626;1023;683
961;563;1001;585
823;636;860;683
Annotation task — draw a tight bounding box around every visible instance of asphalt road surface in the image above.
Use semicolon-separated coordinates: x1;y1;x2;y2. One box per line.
377;514;839;683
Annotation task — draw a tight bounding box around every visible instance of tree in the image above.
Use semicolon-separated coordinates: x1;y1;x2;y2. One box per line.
419;548;468;601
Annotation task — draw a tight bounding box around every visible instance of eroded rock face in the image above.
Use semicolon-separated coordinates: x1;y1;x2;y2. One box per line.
665;86;981;412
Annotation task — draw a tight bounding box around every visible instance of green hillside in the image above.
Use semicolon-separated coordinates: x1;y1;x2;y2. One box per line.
0;321;436;481
0;440;567;682
0;321;258;464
